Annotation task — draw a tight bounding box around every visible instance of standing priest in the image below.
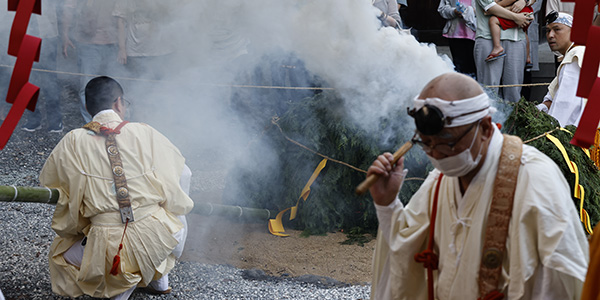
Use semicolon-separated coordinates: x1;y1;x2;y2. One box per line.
368;72;588;299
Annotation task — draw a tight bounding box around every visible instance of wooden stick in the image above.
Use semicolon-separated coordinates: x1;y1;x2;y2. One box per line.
355;141;414;195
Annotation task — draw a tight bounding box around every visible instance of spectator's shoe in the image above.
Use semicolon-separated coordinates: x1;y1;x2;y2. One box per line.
48;123;63;133
525;62;533;72
142;286;172;295
22;121;42;132
485;50;506;62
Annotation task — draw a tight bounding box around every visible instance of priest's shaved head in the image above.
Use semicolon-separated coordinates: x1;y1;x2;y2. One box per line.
419;72;484;101
408;73;496;182
85;76;124;116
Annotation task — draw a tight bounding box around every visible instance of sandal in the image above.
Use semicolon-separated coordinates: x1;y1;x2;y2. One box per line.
485;50;506;62
142;286;172;295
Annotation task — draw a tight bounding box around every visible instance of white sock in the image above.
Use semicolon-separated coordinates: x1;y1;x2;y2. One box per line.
149;274;169;291
110;286;136;300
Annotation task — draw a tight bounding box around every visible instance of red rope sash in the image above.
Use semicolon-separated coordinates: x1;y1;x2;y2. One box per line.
414;173;444;300
100;121;129;136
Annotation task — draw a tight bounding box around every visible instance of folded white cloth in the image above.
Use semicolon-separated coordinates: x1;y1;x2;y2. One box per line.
536;103;549;113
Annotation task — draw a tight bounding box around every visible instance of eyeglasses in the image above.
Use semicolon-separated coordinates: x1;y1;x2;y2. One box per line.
412;120;480;155
114;96;131;108
545;11;558;25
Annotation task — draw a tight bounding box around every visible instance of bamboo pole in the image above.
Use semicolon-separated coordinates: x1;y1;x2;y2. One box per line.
0;185;59;204
191;202;275;221
0;186;276;222
355;140;414;195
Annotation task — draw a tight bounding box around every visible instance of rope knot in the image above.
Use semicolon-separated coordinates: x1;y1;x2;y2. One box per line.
100;126;120;136
478;290;505;300
99;122;128;137
414;249;439;270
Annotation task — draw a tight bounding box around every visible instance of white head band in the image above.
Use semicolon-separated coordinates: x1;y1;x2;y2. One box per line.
412;92;496;128
553;12;573;27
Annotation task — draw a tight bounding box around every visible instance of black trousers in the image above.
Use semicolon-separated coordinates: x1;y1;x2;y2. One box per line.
448;38;477;75
23;37;62;127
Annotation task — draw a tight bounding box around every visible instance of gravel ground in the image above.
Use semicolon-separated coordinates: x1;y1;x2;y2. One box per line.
0;90;371;299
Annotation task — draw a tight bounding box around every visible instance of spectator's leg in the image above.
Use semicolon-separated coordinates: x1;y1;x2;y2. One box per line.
474;38;502;95
25;37;61;131
0;60;11;121
41;37;62;131
77;43;104;123
488;17;505;57
99;44;123;78
125;56;149;80
500;39;527;102
449;38;477;77
525;33;531;65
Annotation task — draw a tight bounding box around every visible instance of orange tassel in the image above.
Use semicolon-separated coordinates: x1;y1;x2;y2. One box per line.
110;218;129;276
110;244;123;275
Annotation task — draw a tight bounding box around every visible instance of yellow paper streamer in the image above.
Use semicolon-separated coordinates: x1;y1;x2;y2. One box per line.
546;134;594;235
592;129;600;168
268;159;328;236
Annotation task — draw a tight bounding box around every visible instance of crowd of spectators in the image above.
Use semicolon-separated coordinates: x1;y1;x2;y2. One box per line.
435;0;599;106
1;1;598;132
436;0;599;128
0;0;171;132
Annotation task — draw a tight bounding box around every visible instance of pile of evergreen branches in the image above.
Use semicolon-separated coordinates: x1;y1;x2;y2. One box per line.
503;98;600;230
223;91;430;234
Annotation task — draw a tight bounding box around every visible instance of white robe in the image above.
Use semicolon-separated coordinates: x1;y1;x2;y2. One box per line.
544;45;587;127
40;111;194;298
371;127;589;300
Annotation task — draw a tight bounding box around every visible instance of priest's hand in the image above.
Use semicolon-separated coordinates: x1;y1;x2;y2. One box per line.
367;153;408;206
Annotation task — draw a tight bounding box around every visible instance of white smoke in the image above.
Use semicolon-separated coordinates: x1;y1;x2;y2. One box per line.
128;0;453;166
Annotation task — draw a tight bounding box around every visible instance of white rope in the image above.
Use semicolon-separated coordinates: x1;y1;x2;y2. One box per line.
11;185;18;201
265;209;271;219
237;206;243;218
127;168;156;180
79;168;155;181
0;63;334;90
79;170;112;180
45;187;53;203
207;203;214;215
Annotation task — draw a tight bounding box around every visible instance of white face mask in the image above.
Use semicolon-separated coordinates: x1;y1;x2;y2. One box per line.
427;124;483;177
